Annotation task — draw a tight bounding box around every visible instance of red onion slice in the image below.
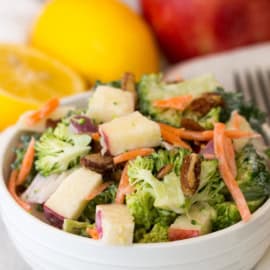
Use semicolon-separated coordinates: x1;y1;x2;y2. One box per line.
70;116;98;134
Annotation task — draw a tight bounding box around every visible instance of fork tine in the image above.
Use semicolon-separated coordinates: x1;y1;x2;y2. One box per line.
233;71;243;93
245;70;260;106
256;69;270;116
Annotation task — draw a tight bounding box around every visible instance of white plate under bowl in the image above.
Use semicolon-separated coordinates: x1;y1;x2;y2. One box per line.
0;92;270;270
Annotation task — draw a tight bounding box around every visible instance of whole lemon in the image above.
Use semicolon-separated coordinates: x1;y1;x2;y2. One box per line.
30;0;160;84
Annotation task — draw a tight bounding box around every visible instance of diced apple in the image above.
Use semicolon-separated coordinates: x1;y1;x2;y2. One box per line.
168;203;215;241
99;111;162;155
87;86;135;123
43;204;65;228
45;168;102;220
22;171;71;204
16;106;74;132
96;204;134;245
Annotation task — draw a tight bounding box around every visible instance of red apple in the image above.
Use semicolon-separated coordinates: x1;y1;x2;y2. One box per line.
141;0;270;62
168;227;200;241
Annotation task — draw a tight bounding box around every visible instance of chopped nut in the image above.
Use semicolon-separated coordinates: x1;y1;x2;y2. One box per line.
180;153;201;197
121;72;137;102
188;93;224;116
80;153;114;174
181;118;205;131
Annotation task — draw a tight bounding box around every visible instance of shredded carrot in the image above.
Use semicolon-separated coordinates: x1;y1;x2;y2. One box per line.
160;128;191;150
8;170;31;212
91;132;100;141
231;111;242;130
26;97;60;126
224;136;237;178
86;227;99;240
159;123;259;141
214;123;251;222
113;148;155;164
153;95;193;111
86;181;113;201
17;137;35;186
115;163;133;204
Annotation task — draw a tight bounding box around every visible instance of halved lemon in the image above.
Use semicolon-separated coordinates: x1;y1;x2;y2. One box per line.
0;44;86;130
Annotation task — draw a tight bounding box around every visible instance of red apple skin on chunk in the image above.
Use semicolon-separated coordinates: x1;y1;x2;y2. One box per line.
168;227;200;241
141;0;270;62
43;205;65;229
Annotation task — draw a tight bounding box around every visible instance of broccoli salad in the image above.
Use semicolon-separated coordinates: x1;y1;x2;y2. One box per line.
8;72;270;245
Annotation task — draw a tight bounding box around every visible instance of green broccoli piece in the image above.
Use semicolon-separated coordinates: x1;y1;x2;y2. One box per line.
35;122;91;176
126;190;177;231
79;184;117;223
198;107;221;129
128;161;185;213
126;190;156;230
236;144;270;201
216;88;266;132
213;202;241;231
152;148;190;176
138;73;220;127
192;160;225;207
63;219;93;237
138;223;168;243
265;148;270;159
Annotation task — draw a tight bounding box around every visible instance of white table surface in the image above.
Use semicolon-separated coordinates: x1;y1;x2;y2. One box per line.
0;1;270;269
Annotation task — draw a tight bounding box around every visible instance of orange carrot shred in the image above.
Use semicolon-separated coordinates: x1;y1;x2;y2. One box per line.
26;97;60;126
224;136;237;178
86;227;99;240
86;181;114;201
8;170;31;212
231;111;242;130
214;123;251;222
17;137;35;186
91;132;100;141
159;123;259;141
113;148;155;164
153;95;193;111
115;163;132;204
160;128;191;150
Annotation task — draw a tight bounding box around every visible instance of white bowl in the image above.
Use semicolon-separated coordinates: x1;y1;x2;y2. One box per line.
0;93;270;270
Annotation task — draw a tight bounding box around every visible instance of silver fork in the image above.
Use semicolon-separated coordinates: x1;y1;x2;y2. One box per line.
233;69;270;144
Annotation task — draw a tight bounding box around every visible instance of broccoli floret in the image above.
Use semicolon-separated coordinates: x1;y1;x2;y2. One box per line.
79;184;117;223
217;88;266;132
138;223;168;243
138;74;220;127
126;190;177;231
192;160;225;207
126;191;156;230
35;123;91;176
63;219;93;237
152;148;190;176
128;159;185;213
213;202;241;231
198;107;221;129
236;144;270;201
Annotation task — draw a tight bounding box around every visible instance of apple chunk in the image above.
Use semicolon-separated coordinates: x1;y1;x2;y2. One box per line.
96;204;134;245
99;111;161;155
45;168;102;220
169;203;215;241
87;85;135;123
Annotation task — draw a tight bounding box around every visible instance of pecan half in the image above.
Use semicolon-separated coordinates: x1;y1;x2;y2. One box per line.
180;154;201;197
188;93;224;116
157;164;174;179
80;153;114;174
121;72;137;102
181;118;205;131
